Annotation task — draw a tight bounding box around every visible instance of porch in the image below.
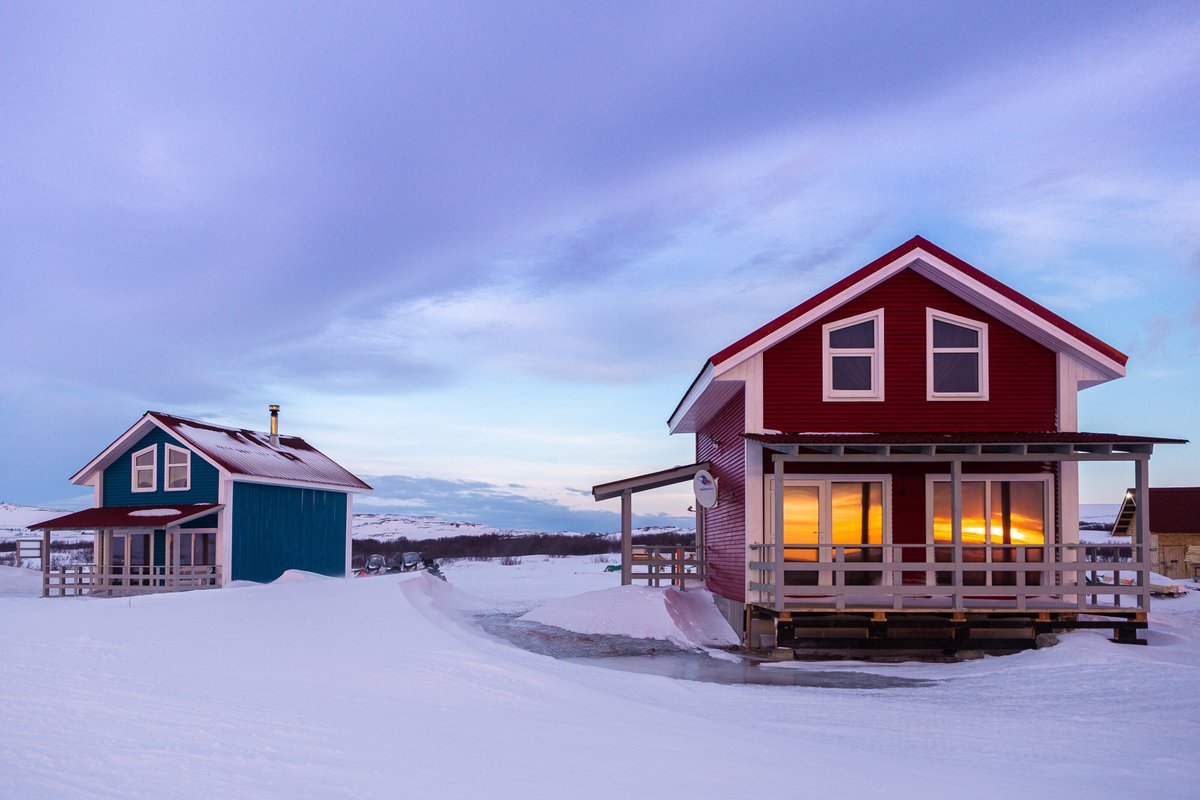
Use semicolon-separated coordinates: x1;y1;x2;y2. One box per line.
28;503;223;598
746;431;1185;647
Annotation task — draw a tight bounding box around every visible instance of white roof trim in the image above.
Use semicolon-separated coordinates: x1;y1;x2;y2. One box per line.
668;362;714;434
230;474;369;494
711;247;1125;381
71;413;230;486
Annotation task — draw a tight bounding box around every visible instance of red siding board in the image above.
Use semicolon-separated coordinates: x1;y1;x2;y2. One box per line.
763;269;1058;432
697;390;746;603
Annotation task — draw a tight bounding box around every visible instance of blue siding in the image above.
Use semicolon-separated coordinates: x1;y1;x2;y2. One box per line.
181;513;219;529
231;482;347;582
102;429;219;506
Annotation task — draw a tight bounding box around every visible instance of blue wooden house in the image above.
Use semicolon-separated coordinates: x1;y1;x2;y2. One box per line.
31;408;372;595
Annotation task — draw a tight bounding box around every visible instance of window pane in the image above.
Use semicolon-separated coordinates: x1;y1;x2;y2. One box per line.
168;465;187;489
168;448;188;465
178;533;193;566
933;352;979;393
828;320;874;349
831;355;873;391
135;450;154;467
932;481;986;543
933;319;979;348
831;482;883;546
783;485;820;563
990;482;1045;546
136;467;154;489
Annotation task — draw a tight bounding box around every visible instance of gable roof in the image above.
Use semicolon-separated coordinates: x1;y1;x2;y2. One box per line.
670;236;1128;432
71;411;372;493
710;236;1127;370
1113;487;1200;536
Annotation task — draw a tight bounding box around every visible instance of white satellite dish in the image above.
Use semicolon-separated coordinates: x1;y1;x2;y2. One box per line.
693;469;718;509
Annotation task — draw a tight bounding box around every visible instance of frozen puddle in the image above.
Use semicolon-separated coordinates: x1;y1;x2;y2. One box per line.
478;614;932;689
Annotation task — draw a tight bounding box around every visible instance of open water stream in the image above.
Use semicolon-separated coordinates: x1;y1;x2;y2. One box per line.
477;613;934;689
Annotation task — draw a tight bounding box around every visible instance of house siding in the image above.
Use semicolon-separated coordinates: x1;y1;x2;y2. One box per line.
102;428;220;506
230;481;347;582
698;388;746;603
763;268;1058;432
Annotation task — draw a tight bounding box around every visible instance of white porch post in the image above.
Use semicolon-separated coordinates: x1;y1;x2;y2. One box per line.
774;456;785;613
1135;456;1152;612
951;459;964;612
620;489;632;586
171;528;182;591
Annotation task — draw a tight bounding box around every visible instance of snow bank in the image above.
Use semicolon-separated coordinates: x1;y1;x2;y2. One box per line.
519;585;739;649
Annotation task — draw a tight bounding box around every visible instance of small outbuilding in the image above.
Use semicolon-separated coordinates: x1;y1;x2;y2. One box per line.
29;407;371;596
1112;487;1200;579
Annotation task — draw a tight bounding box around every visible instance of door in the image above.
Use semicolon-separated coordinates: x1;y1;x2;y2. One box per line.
771;479;888;588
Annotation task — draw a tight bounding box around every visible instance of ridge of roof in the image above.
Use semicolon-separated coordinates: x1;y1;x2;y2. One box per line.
148;411;371;491
708;235;1128;368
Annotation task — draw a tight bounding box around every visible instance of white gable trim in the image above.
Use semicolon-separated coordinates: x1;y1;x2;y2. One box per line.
71;414;230;486
230;474;369;494
711;247;1125;382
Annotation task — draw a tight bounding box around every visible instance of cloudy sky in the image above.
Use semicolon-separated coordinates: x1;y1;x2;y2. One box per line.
2;1;1197;530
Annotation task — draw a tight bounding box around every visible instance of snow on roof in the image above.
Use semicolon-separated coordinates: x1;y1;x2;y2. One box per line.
151;412;372;492
29;504;221;530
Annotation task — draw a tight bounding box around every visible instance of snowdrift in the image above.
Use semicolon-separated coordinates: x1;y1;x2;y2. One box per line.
519;585;739;649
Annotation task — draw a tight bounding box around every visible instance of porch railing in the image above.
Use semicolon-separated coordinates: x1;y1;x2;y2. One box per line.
43;564;222;598
627;545;704;588
748;542;1148;613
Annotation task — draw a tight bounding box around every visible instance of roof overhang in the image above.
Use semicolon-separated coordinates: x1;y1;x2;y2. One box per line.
29;503;224;531
592;461;714;501
745;432;1186;462
667;363;747;435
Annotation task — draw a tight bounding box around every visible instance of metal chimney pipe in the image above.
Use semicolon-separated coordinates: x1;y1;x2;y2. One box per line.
269;405;280;447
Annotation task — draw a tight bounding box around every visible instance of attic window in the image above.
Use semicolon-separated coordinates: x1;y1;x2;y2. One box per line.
927;309;988;400
131;445;156;493
822;309;884;401
165;444;191;491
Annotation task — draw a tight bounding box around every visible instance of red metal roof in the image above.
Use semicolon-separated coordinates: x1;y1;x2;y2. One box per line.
149;412;372;491
745;432;1186;446
29;504;221;531
1145;487;1200;533
709;236;1129;368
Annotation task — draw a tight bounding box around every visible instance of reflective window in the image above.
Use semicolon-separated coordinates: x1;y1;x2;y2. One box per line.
132;445;156;492
928;311;987;398
165;445;191;491
930;478;1047;586
824;310;883;399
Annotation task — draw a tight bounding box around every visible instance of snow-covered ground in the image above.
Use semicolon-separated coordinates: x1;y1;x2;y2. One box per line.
1;554;1196;799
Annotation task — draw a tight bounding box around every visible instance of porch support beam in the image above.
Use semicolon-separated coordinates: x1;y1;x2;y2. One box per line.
774;455;785;613
951;458;963;612
1135;456;1151;612
620;489;632;587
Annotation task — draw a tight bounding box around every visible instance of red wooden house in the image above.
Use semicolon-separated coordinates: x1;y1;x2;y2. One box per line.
594;236;1185;650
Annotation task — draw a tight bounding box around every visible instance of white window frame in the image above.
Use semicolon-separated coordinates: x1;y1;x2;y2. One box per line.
923;473;1055;587
164;444;191;492
822;308;884;401
927;308;989;400
131;445;157;493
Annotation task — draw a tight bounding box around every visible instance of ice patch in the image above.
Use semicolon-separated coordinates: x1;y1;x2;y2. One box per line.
128;509;182;517
519;585;739;649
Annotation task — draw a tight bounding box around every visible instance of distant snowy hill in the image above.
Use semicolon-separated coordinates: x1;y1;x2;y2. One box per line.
1080;503;1121;529
0;503;690;544
351;511;692;541
0;502;91;543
